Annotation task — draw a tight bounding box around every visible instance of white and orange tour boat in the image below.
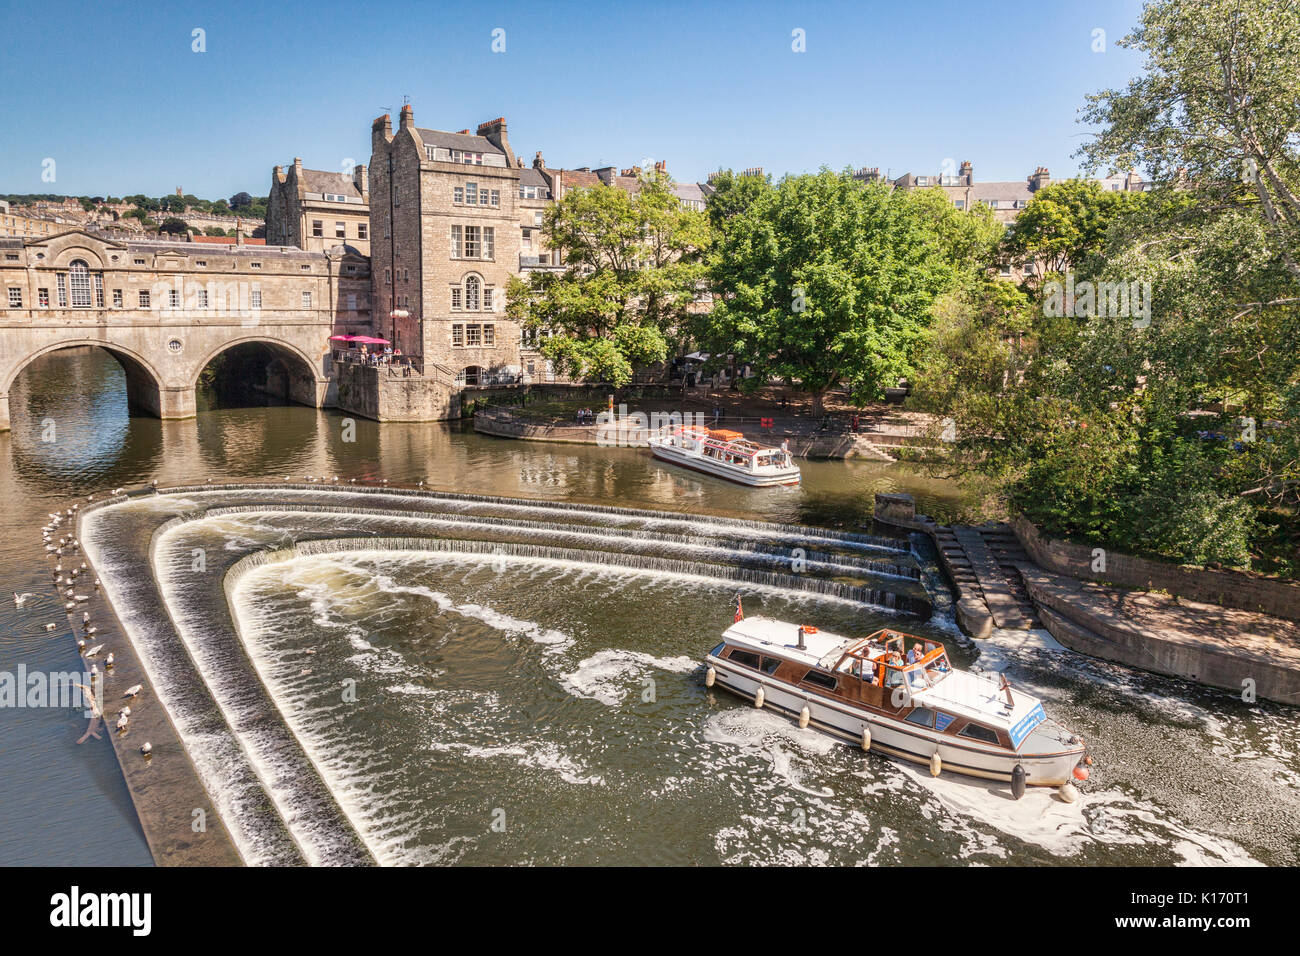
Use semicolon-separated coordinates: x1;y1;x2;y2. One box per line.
704;613;1092;799
647;425;801;487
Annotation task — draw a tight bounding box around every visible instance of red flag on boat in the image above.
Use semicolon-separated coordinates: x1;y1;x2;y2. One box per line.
734;597;744;623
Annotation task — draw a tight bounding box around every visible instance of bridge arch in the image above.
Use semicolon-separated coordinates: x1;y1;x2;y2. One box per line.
192;335;328;409
2;340;168;423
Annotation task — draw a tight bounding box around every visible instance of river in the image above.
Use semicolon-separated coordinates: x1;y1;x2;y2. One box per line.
0;347;1293;865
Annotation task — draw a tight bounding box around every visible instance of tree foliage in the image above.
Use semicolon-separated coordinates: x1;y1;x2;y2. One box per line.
506;171;709;385
696;169;994;410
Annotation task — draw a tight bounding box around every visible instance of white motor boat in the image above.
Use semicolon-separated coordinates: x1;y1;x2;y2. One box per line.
704;615;1092;797
648;425;801;487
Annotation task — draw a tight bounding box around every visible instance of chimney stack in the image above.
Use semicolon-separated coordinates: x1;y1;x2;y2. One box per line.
353;163;368;199
475;117;514;166
399;104;414;130
959;160;973;185
1028;166;1050;192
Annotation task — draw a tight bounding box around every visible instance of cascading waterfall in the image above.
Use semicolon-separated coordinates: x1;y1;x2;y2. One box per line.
80;484;946;866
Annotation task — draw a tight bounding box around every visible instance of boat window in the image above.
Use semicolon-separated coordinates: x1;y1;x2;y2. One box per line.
710;642;726;657
801;669;837;691
934;712;957;732
761;657;782;675
904;707;936;728
958;722;1000;745
728;649;761;669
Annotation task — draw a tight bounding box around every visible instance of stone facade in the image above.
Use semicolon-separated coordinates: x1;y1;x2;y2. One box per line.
0;228;370;430
266;157;370;255
369;106;525;384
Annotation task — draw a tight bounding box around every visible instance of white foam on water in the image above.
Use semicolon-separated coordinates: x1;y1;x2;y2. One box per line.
429;740;606;787
561;648;698;706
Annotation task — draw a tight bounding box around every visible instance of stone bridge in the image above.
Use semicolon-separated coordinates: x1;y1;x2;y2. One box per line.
0;229;372;431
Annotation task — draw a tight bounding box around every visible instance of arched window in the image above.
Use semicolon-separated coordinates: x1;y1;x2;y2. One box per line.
68;260;92;308
464;275;480;311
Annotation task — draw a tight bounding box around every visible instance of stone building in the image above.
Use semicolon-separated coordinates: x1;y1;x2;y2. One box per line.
0;228;370;429
368;106;525;385
267;158;370;255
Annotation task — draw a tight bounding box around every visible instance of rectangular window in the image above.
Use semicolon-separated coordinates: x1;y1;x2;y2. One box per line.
250;261;262;269
94;275;104;308
451;323;464;347
302;291;312;308
463;225;480;259
727;649;761;669
384;268;391;285
904;707;936;728
483;285;494;311
336;221;346;238
482;226;494;260
347;293;357;311
250;290;261;309
801;669;838;690
479;189;490;206
301;264;310;271
169;289;180;309
133;258;145;265
466;323;482;347
534;212;543;226
197;289;209;308
312;220;323;237
56;274;67;307
39;287;49;307
490;190;500;207
7;287;21;308
466;182;477;205
137;290;149;308
482;323;494;346
357;224;367;240
450;287;462;310
958;722;1000;744
112;289;123;307
450;225;461;258
454;186;464;204
196;260;207;267
954;200;965;209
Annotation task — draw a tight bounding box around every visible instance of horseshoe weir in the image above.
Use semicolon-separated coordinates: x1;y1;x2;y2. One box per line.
74;482;930;866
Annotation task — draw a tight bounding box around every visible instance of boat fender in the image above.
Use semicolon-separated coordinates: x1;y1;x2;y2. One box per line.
1011;763;1027;800
1073;764;1090;782
754;686;765;709
1058;782;1078;803
860;727;871;752
929;752;942;777
799;704;811;729
705;666;716;688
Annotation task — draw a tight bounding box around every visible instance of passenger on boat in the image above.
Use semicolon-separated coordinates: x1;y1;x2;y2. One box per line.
906;645;921;664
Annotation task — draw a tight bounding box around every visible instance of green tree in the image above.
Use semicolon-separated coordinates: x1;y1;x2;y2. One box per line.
506;170;710;385
158;217;187;236
698;169;975;411
1079;0;1300;281
1003;179;1145;275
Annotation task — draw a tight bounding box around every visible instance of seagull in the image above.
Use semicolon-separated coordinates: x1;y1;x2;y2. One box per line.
115;713;128;731
13;592;34;607
89;665;99;680
105;653;114;667
139;742;152;755
84;644;103;657
82;611;90;623
77;639;86;650
86;626;98;636
93;578;101;589
123;684;143;698
121;706;130;717
45;623;57;632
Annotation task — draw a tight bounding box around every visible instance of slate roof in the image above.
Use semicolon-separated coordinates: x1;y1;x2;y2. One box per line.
299;168;364;199
415;128;504;155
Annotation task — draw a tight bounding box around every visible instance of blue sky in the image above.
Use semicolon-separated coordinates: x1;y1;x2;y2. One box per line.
0;0;1149;200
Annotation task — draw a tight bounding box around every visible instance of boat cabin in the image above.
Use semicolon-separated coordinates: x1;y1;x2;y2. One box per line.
711;617;1031;752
